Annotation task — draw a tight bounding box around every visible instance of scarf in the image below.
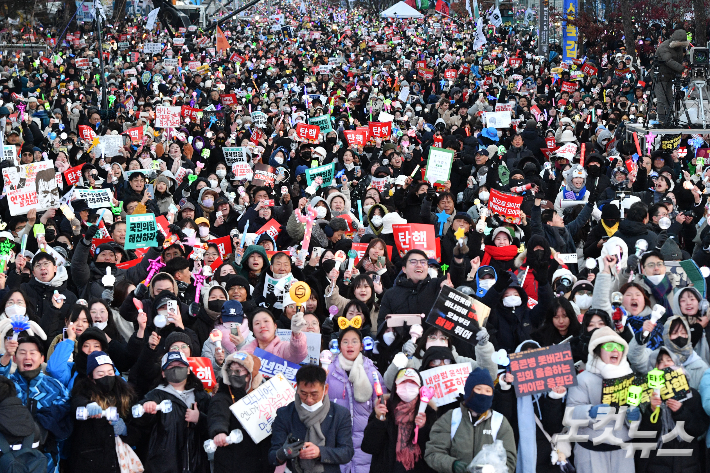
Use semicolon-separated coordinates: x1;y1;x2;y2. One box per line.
481;245;519;266
338;353;374;402
643;275;674;316
601;221;619;237
563;185;586;200
35;266;69;288
294;394;331;473
394;400;421;470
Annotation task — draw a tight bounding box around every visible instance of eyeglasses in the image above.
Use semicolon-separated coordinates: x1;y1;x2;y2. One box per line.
428;334;448;342
34;261;53;269
407;259;428;266
601;342;624;353
169;344;190;352
205;252;219;258
429;359;452;367
644;261;665;269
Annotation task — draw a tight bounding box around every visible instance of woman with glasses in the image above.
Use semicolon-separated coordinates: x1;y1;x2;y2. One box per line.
326;327;385;473
86;299;136;373
567;326;635;473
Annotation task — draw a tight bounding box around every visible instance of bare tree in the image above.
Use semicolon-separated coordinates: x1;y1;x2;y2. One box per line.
692;0;706;46
619;0;636;58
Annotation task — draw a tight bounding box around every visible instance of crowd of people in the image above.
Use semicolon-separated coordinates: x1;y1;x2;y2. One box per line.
0;2;709;473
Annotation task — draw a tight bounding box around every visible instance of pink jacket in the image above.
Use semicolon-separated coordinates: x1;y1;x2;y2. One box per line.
243;331;307;364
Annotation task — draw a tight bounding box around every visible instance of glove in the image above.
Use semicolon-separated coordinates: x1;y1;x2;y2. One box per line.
86;402;102;417
155;229;166;247
589;403;610;419
492;270;512;292
626;406;640;422
134;283;149;300
275;436;304;463
426;187;437;200
168;224;185;240
452;460;468;473
111;417;127;436
321;317;334;335
627;255;640;273
476;327;490;346
453;243;469;257
402;340;416;356
534;265;549;284
189;302;200;317
84;225;99;242
291;312;307;334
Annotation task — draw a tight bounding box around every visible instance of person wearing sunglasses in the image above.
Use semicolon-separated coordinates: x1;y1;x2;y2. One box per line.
567;326;635;473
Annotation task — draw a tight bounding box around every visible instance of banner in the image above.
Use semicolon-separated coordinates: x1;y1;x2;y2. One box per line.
3;161;53;191
602;368;692;407
539;0;550;58
253;348;300;384
73;188;113;208
392;223;438;259
229;373;295;443
188;357;216;392
425;148;454;184
425;285;490;344
562;0;578;62
661;134;681;151
35;168;60;210
420;363;472;406
508;343;577;397
487;189;523;224
305;163;336;189
125;213;157;249
276;329;321;365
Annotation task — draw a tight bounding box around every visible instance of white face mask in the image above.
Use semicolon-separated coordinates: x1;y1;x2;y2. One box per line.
94;321;108;330
183;228;196;238
5;304;26;317
371;215;383;227
301;392;325;412
199;226;210;237
344;162;355;171
503;295;522;308
396;383;420;402
274;156;284;165
479;191;490;202
209;180;218;189
316;207;327;219
383;332;396;346
575;294;593;310
479;279;495;291
363;205;373;215
216;169;227;179
646;274;665;285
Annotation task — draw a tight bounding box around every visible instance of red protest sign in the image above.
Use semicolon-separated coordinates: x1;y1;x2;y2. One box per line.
155;216;170;237
344;129;366;146
368;122;392;139
444;69;457;80
78;125;96;142
421;68;434;80
561;81;577;93
211;235;232;258
459;65;471;76
509;57;522;68
229;52;245;64
509;343;577;397
126;126;143;143
296;123;320;142
256;218;282;240
416;60;426;71
220;94;237;106
181;105;203;122
545;137;556;149
75;58;90;68
117;258;142;270
392;223;438;260
350;242;393;264
91;237;114;255
581;63;598;76
188;357;216;392
357;127;371;143
64;164;84;186
487;189;524;224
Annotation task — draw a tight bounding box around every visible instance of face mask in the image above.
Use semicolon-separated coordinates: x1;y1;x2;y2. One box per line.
503;295;522;308
405;111;413;117
154;314;167;328
95;375;115;393
575;294;592;310
428;268;438;279
647;274;666;286
464;392;493;415
202;198;214;208
588;166;600;177
229;374;247;388
46;229;56;241
383;332;396;346
165;366;189;384
301;392;325;412
673;336;688;348
344;162;355;171
479;279;495;291
94;321;108;331
396;383;420;402
316;207;327;219
363;205;373;215
209;179;218;188
479;191;489;202
216;169;227;179
371;215;383;227
415;106;422;112
274;156;284;165
199;226;210;237
326;136;337;144
5;304;26;317
208;300;225;312
510;179;524;188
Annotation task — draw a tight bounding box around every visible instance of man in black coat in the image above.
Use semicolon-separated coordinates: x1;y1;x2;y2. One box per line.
616;201;659;250
520;119;546;162
269;365;354;473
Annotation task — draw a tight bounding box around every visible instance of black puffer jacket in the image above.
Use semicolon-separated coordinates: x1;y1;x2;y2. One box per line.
377;272;447;327
21;275;78;340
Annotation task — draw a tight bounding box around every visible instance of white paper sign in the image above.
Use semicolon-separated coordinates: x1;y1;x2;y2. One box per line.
276;329;321;365
558;253;578;264
484;111;512;128
143;42;162;54
229;373;295;443
420;363;471;407
98;135;124;157
155;106;181;128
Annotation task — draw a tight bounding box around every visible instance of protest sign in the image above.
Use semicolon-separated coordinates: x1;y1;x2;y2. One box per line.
368;121;392;139
344;129;366;146
661;134;681;150
126;126;143;142
8;187;39;216
125;213;157;249
181;105;202;122
74;189;113;208
2;145;16;162
425;285;490;344
508;343;577;397
90;237;114;255
295;123;320;142
162;58;178;68
263;274;294;310
350;242;393;264
201;110;226;130
78;125;97;142
252;164;275;187
601;374;635;407
35;168;60;210
253;348;300;384
487;189;523;224
602;367;692;407
98;135;124;157
256;219;282;240
420;363;472;406
305;163;336;189
211;236;232;258
229;372;295;443
143;42;162;54
276;329;321;365
561;81;577;93
75;57;90;68
495;104;513;112
309;114;333;134
582;63;598;76
444;69;457;80
232;163;253;180
392;223;439;260
484;111;512;128
155;106;181;128
3;161;53;191
370;177;388;192
425;148;454;184
188;357;216;392
223;147;250;166
220;94;237;106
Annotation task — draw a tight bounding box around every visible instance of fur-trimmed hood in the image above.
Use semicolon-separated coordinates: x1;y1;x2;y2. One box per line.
220;351;263;393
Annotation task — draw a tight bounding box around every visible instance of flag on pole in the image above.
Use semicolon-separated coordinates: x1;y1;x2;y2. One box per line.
435;0;449;15
146;7;160;30
216;26;230;52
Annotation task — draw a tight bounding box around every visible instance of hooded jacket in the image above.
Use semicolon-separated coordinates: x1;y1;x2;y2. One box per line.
616;219;659;251
192;283;230;348
21;270;78;340
656;30;689;81
233;244;271;286
378;272;449;328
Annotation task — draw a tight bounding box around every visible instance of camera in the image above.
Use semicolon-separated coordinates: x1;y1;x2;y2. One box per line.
690;47;710;68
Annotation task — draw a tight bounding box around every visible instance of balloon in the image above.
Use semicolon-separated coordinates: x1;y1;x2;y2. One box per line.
48;132;57;140
289;281;311;305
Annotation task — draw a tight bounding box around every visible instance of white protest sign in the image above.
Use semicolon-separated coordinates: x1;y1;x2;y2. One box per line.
398;87;410;103
163;58;179;68
420;363;471;407
2;145;16;162
143;42;162;54
263;274;293;310
74;188;114;208
229;373;295;443
232;163;253;180
98;135;124;157
276;329;321;365
484;111;512;128
2;161;53;191
155;106;181;128
424;148;454;184
559;253;578;264
223;147;250;166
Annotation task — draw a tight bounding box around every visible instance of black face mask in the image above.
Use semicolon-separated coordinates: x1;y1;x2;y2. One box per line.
95;375;116;393
326;136;337;144
94;261;115;272
673;336;688;348
587;166;601;177
510;179;524;188
45;229;56;242
165;366;189;384
208;300;226;313
229;374;247;388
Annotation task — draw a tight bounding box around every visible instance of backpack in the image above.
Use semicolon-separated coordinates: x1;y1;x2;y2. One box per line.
451;408;504;441
0;432;47;473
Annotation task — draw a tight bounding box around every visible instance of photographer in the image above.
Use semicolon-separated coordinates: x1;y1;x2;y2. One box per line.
654;29;690;124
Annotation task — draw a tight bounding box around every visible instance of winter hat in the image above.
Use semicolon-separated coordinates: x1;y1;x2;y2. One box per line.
600;203;621;221
463;367;494;395
78;327;109;351
569;280;594;300
221;351;263;392
660;236;682;261
453;213;474;226
421;346;455;370
491;226;512;244
381;212;407;234
558;130;576;143
86;351;114;377
587;326;629;359
165;331;192;351
161;351;190;370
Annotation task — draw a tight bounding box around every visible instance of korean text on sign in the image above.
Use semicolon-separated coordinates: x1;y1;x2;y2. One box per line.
425;285;491;344
508;343;577;397
229;373;295;443
125;214;157;249
420;363;472;407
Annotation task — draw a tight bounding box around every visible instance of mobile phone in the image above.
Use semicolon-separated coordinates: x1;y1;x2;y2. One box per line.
62;328;68;340
387;314;423;327
231;326;239;336
265;199;275;206
373;274;381;285
167;300;178;320
216;211;223;218
377;256;386;266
